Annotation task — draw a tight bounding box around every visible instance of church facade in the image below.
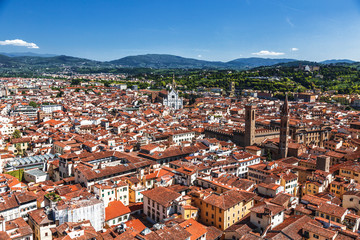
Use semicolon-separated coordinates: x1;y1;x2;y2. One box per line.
163;89;183;110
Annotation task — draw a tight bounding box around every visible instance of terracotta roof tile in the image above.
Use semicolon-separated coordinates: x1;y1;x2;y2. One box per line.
105;201;131;221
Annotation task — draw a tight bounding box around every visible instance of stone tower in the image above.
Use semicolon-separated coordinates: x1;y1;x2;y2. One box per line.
279;95;289;158
245;104;256;146
316;155;330;172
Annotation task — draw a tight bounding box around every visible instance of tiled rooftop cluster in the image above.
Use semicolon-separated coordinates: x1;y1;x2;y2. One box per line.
0;77;360;239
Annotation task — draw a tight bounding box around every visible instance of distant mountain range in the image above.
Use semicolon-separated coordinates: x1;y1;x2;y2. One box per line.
0;52;358;71
109;54;226;69
0;52;58;58
320;59;357;64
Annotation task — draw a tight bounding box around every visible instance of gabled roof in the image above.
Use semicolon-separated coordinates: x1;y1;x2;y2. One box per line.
105;201;131;221
179;218;207;240
250;202;285;217
203;190;255;210
265;215;312;240
28;209;54;225
142;187;181;207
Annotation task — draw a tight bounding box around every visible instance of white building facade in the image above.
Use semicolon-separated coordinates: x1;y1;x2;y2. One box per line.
163;89;183;110
53;198;105;231
40;105;63;113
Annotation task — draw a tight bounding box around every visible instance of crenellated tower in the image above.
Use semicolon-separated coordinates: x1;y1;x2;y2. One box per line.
279;95;289;158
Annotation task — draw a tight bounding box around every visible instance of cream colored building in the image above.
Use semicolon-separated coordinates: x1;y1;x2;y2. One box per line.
28;209;56;240
191;190;255;230
92;179;129;207
343;191;360;213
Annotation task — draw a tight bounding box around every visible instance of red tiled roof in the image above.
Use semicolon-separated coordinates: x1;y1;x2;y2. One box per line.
105;201;130;221
179;218;207;240
124;219;146;233
142;187;181;207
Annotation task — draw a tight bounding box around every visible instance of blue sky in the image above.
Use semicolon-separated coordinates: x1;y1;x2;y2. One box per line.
0;0;360;61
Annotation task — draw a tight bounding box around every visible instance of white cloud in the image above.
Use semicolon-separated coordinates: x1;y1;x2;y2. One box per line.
0;39;39;49
252;50;284;56
291;47;299;51
286;17;294;27
197;54;202;58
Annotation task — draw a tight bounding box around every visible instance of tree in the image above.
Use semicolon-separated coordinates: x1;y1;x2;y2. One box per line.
71;79;82;86
12;130;21;139
56;91;64;98
29;101;38;108
266;149;272;162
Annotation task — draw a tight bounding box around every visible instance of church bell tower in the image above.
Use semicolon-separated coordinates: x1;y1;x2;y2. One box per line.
245;104;256;146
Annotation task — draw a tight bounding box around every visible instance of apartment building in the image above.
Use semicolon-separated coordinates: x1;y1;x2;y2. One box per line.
142;187;182;223
191;190;255;230
91;179;129;207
